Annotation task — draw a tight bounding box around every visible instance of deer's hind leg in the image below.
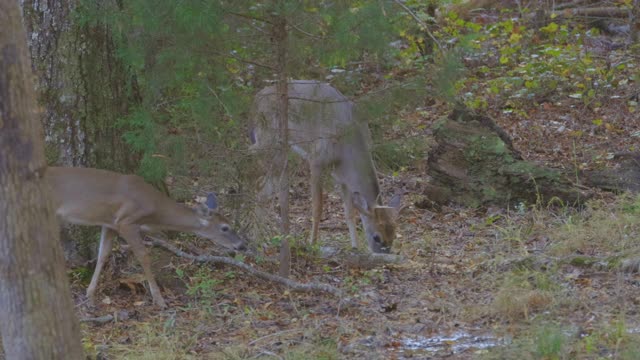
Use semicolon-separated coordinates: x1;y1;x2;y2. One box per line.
87;226;117;305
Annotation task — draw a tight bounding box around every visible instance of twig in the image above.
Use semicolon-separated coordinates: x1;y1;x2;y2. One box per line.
207;85;232;118
225;11;272;25
288;22;324;40
150;238;344;298
211;50;275;71
392;0;442;54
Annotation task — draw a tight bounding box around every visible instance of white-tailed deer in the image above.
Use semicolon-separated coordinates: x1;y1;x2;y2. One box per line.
45;166;247;308
249;80;401;253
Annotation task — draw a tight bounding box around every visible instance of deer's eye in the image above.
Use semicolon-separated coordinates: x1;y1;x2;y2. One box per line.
220;224;230;232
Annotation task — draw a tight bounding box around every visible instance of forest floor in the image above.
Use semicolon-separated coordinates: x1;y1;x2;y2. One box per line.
75;93;640;360
73;11;640;360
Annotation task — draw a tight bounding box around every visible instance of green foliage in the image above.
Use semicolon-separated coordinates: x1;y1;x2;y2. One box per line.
183;268;222;300
75;0;407;182
451;16;629;111
76;0;243;182
373;137;428;172
69;267;93;284
535;326;566;360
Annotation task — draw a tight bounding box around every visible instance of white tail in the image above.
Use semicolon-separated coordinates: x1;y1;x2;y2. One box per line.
46;166;247;308
250;80;401;253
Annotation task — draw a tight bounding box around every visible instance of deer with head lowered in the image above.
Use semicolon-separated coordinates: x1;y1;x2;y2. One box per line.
250;80;402;253
46;166;247;308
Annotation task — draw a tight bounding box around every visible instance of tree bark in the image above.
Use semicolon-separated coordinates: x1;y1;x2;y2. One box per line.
21;0;136;171
0;1;83;358
274;14;290;236
273;9;292;277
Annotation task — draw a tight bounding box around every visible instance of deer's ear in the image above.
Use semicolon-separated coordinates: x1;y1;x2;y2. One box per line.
351;192;372;216
389;192;402;210
206;192;219;211
195;203;211;217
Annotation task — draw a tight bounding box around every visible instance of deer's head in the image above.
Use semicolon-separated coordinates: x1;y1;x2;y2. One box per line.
352;192;402;253
195;193;247;251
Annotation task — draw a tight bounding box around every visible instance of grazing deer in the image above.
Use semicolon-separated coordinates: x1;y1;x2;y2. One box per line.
46;167;247;308
249;80;401;253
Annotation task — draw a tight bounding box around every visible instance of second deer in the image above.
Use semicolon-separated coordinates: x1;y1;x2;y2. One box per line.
46;166;247;308
250;80;401;253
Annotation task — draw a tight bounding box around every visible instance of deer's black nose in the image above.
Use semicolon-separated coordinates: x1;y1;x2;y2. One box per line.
373;234;382;243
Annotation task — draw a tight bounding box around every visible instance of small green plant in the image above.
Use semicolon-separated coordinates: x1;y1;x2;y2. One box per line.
185;268;221;299
69;266;93;284
535;325;566;360
372;136;429;172
492;270;557;321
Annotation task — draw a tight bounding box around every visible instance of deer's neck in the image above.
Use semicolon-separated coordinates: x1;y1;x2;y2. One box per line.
335;149;380;205
143;199;203;233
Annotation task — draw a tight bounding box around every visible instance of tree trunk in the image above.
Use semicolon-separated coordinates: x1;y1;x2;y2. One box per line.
0;1;83;358
274;14;290;235
21;0;136;171
273;10;291;277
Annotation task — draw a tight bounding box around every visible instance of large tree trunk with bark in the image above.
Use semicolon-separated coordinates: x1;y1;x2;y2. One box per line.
21;0;136;171
0;1;83;358
423;106;590;208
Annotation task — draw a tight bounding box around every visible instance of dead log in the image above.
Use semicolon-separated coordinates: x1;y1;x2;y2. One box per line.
553;7;629;19
582;153;640;192
424;106;590;207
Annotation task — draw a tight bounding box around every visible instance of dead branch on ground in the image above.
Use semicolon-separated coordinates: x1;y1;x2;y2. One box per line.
150;238;344;298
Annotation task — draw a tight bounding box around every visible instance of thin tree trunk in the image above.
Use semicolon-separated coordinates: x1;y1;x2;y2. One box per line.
0;1;83;358
274;14;290;235
273;11;291;277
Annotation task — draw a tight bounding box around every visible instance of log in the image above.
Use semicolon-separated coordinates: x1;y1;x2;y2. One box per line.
582;153;640;192
424;106;590;207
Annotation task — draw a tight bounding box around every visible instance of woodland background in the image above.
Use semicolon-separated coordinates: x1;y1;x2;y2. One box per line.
8;0;640;358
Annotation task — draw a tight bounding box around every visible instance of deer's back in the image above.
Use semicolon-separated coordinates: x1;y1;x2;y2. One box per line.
46;167;162;226
252;81;369;165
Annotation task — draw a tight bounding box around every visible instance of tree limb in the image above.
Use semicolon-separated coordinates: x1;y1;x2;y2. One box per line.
225;11;272;25
392;0;442;54
150;238;344;298
211;50;276;71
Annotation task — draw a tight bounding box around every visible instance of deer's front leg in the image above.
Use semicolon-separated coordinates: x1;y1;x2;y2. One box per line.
309;165;323;244
341;184;359;249
86;226;116;305
118;224;167;309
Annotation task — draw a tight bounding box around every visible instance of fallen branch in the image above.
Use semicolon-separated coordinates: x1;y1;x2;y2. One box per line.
150;238;344;298
553;7;629;19
80;310;129;324
344;252;406;269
